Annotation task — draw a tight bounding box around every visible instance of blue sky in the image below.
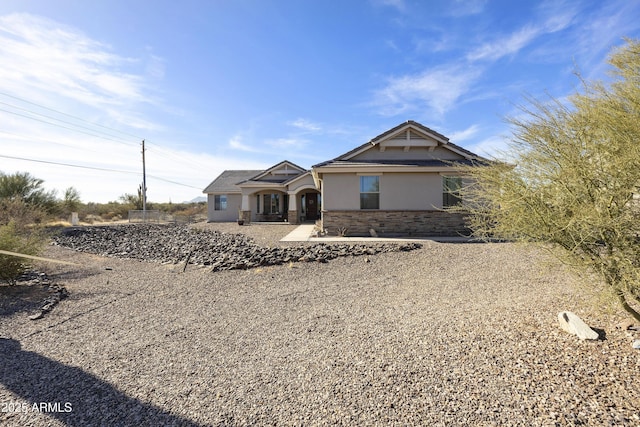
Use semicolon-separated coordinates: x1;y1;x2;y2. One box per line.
0;0;638;203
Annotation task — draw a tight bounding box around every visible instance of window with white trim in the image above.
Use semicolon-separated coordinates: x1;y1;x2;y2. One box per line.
214;194;227;210
442;176;462;207
360;176;380;209
262;193;280;214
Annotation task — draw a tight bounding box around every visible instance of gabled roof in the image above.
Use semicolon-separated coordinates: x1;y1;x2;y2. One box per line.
203;170;263;194
248;160;307;182
370;120;449;145
313;120;488;168
203;161;311;193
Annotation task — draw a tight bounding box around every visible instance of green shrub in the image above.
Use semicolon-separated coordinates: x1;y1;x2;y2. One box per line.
0;220;44;285
0;198;47;230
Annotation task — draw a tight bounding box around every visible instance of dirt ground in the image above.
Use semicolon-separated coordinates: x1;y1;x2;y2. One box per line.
1;224;639;426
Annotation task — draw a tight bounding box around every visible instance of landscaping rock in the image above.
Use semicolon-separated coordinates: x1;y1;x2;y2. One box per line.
558;311;600;340
14;271;70;320
52;223;422;273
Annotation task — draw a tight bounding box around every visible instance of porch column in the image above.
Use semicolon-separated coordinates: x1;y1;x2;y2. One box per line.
240;194;251;224
287;191;298;224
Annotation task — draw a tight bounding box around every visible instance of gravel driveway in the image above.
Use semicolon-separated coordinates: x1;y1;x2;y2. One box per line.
1;223;639;426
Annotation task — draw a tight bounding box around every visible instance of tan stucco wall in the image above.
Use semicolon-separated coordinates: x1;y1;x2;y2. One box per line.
322;173;360;210
207;194;242;222
321;172;446;211
287;174;316;192
381;173;443;209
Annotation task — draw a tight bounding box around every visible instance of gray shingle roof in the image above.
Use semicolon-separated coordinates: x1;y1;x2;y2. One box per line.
312;120;489;168
202;170;263;194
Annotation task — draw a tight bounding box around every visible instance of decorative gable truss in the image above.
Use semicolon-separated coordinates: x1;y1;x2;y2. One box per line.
337;120;477;163
246;160;307;183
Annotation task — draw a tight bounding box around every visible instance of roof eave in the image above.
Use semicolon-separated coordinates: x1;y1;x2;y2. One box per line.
313;164;471;174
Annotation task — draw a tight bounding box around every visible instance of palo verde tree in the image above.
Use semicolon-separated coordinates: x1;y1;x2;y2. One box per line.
0;171;58;214
455;39;640;321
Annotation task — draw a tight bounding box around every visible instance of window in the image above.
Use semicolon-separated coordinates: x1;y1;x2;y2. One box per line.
214;195;227;211
443;176;462;207
360;176;379;209
262;193;280;214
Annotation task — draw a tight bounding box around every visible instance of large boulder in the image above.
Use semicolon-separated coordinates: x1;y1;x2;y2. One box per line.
558;311;600;340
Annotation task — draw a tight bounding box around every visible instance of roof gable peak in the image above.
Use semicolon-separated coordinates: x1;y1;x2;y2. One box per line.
338;120;453;161
249;160;307;181
370;120;449;145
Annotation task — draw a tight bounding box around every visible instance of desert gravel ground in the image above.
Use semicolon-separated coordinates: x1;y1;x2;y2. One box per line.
1;223;639;426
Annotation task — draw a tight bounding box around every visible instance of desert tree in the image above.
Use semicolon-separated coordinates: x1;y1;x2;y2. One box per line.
119;184;146;210
0;171;58;214
454;39;640;321
60;186;82;215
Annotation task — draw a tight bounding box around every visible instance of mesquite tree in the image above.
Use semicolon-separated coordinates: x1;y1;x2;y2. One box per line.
456;39;640;321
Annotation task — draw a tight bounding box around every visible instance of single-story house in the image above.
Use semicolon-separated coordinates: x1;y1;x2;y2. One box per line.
203;120;488;236
203;160;320;224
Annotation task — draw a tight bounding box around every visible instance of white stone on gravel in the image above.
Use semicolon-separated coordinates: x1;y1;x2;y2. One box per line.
558;311;600;340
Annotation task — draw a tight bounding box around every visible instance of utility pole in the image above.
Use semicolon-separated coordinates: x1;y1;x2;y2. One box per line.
142;139;147;215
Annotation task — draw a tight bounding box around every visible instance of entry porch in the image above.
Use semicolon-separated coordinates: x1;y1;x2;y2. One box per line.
238;187;321;224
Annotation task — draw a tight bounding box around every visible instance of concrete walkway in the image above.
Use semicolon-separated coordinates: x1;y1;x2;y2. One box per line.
280;224;316;241
280;224;472;243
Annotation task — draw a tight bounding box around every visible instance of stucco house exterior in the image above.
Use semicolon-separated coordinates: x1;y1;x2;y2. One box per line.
203;120;488;236
203;160;321;224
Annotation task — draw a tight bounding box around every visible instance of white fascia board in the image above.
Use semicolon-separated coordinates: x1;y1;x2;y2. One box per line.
238;182;284;189
313;165;466;174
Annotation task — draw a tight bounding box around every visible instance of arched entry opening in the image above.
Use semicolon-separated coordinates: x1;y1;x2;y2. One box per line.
289;185;321;224
300;191;321;221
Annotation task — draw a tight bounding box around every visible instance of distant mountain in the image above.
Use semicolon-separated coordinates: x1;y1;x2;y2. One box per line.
184;196;207;204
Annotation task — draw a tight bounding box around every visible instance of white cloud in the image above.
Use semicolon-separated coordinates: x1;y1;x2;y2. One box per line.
465;2;579;64
266;138;308;149
0;14;149;108
465;134;511;159
535;0;579;33
374;0;406;12
0;13;263;202
287;118;322;132
373;64;482;117
448;125;480;142
569;1;640;78
467;25;541;62
448;0;487;17
228;135;259;153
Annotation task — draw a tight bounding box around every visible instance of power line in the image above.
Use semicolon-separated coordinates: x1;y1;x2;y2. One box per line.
0;154;203;190
0;154;139;175
0;94;211;170
0;91;144;141
0;92;212;180
0;107;137;147
0;100;138;147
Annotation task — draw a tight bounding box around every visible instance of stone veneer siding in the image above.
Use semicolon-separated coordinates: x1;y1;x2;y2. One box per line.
320;210;470;237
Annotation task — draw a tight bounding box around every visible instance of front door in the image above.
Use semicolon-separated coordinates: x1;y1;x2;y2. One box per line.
305;193;318;220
